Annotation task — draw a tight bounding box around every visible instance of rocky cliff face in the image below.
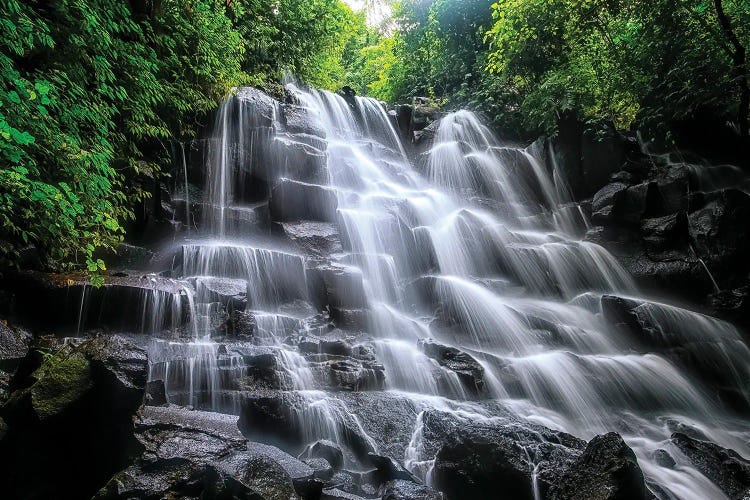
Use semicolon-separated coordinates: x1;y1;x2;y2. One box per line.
0;86;748;500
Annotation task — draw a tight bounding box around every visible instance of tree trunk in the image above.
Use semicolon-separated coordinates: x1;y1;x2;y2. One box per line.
713;0;750;168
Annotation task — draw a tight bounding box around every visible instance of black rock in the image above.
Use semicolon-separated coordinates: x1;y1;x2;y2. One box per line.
671;432;750;499
269;178;338;223
0;271;189;333
380;479;444;500
0;321;31;398
145;379;168;406
95;407;286;500
367;453;420;484
303;457;335;480
300;439;345;470
417;338;484;394
282;103;327;138
224;309;257;338
550;432;648;500
281;221;343;257
0;335;148;499
237;390;305;446
424;410;585;500
653;448;676;468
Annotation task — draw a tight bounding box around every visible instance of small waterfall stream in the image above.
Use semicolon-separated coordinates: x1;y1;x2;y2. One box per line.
145;85;750;499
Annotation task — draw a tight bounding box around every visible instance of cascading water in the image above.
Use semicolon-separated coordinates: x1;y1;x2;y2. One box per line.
148;84;750;499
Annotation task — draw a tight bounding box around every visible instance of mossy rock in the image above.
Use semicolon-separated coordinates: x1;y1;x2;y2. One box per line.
29;350;93;421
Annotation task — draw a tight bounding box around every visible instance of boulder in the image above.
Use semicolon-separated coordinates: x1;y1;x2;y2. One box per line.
550;432;648;500
689;189;750;281
264;135;328;182
417;339;485;394
236;86;279;129
237;390;305;446
0;321;31;397
191;276;248;311
94;406;294;500
300;439;345;470
600;295;646;340
380;479;443;500
367;453;419;484
223;309;257;338
0;335;148;499
281;221;343;257
283;103;327;138
641;212;689;251
422;410;585;500
145;379;168;406
269;179;338;223
247;441;323;498
318;264;368;309
654;164;690;215
709;286;750;330
671;432;750;499
304;457;335;480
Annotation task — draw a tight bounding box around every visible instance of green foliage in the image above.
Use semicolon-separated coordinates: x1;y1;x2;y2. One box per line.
485;0;750;140
0;0;360;276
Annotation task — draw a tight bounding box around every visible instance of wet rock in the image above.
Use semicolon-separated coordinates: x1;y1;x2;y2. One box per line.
237;390;304;446
322;487;368;500
0;322;31;396
689;188;750;281
423;410;585;500
145;379;168;406
417;339;484;394
327;357;384;391
380;479;443;500
239;391;381;463
367;453;419;484
95;407;272;500
283;103;327;138
600;295;646;340
281;220;343;257
300;439;345;470
319;264;368;309
224;309;257;338
0;335;148;499
96;408;323;500
671;432;750;499
709;286;750;330
269;178;338;222
304;457;335;480
236;87;278;128
333;392;420;461
592;182;628;218
654;164;690;215
191;277;248;311
299;336;353;356
653;448;676;468
550;432;648;500
641;212;689;251
619;182;660;224
248;441;323;498
265;135;328;183
329;307;369;331
0;271;188;333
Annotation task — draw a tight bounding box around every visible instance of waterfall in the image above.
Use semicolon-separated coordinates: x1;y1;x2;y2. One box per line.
145;85;750;499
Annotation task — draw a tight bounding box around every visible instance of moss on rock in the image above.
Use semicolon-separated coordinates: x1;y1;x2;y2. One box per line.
29;350;92;421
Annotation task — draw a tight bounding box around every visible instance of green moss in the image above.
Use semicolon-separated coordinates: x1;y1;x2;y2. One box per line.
30;351;92;421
